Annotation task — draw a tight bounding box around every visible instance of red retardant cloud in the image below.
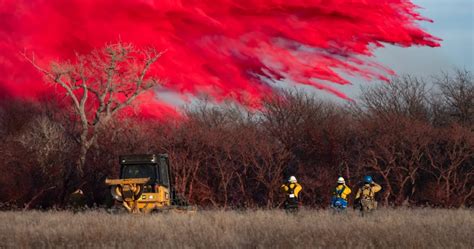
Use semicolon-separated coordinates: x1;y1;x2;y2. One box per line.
0;0;440;114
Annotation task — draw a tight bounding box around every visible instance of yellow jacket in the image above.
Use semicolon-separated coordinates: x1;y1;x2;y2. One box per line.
281;183;302;198
355;183;382;199
333;184;351;200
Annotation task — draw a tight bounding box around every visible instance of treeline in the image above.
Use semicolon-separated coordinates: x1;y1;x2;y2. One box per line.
0;70;472;209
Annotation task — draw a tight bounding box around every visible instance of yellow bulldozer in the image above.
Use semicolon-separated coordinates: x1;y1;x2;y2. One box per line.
105;154;191;213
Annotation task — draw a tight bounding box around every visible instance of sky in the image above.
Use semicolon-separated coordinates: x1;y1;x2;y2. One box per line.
342;0;474;99
1;0;470;106
378;0;473;74
155;0;474;107
160;0;473;106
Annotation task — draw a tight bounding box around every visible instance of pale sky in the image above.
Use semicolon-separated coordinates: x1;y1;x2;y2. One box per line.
320;0;473;101
161;0;474;105
376;0;474;75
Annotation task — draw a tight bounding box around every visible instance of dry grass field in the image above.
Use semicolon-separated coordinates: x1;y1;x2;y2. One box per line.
0;208;472;249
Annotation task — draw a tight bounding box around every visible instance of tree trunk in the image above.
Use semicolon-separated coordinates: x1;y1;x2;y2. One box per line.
76;143;87;177
23;186;56;210
381;173;392;206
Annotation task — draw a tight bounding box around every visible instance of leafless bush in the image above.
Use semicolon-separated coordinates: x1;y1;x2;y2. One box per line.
0;70;472;209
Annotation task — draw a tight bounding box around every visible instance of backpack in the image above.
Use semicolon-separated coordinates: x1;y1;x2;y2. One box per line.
360;185;374;200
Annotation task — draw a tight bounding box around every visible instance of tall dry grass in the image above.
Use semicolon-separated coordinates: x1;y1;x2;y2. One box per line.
0;208;472;249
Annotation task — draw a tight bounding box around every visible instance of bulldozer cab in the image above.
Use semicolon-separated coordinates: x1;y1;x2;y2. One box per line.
119;154;171;193
106;154;179;213
106;154;193;213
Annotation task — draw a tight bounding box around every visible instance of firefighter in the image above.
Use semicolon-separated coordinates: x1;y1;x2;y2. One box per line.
355;175;382;212
331;176;351;210
281;176;302;212
68;189;86;212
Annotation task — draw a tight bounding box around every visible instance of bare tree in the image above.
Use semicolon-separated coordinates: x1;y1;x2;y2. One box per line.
22;42;164;177
424;124;473;206
166;120;209;203
261;90;322;150
357;75;430;122
434;70;474;126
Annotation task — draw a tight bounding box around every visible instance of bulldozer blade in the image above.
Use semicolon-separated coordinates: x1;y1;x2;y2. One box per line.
105;178;150;186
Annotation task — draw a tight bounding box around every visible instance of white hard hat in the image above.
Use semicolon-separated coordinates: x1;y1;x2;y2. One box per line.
289;176;297;183
337;177;345;184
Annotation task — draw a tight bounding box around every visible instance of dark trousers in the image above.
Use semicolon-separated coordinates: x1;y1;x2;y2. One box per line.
284;198;299;212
